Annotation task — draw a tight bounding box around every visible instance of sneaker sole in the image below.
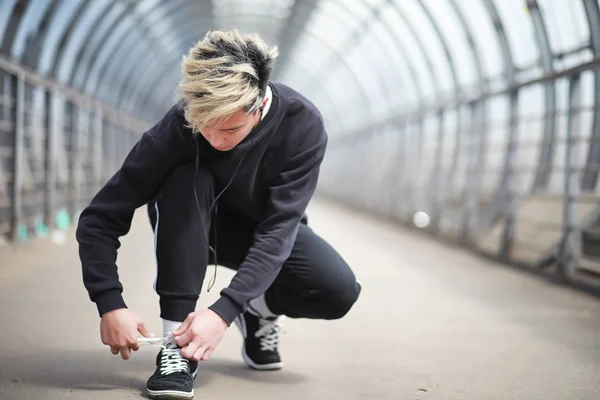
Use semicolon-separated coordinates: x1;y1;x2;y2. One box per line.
234;316;283;371
146;369;197;399
147;388;194;399
242;344;283;371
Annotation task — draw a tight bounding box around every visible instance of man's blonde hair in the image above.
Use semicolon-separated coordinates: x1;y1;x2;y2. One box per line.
177;30;279;133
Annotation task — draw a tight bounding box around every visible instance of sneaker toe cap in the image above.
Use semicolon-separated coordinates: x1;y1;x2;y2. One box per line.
147;374;193;392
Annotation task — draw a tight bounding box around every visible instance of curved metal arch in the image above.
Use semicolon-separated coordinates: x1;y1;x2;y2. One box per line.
285;60;346;131
420;0;485;232
372;2;425;108
270;0;319;82
333;11;423;113
309;0;445;180
86;17;146;98
120;48;181;115
20;0;66;69
384;1;459;224
481;0;515;82
133;14;377;123
355;0;433;222
426;0;488;237
44;0;93;77
120;44;189;114
375;1;440;103
298;1;399;117
338;2;407;112
447;0;485;90
9;0;55;63
0;0;30;57
52;0;114;83
82;12;148;96
88;0;205;100
480;0;519;258
102;2;213;108
87;18;139;98
448;7;486;127
278;57;359;135
97;19;189;103
81;0;184;93
141;71;180;118
99;41;153;103
527;0;557;191
69;1;130;89
258;12;380;119
482;0;517;188
582;0;600;190
58;0;168;86
374;1;440;106
374;1;447;154
0;0;21;50
308;0;440;118
36;0;90;76
411;0;459;105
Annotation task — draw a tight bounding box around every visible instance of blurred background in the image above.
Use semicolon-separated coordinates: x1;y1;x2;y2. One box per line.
1;1;600;399
2;0;600;287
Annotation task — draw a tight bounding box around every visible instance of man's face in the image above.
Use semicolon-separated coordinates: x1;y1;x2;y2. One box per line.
200;107;262;152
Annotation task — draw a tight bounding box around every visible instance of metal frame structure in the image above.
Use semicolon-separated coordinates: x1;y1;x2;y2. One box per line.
1;0;600;290
0;52;147;242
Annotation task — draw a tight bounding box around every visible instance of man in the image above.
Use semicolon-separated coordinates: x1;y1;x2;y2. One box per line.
76;29;361;399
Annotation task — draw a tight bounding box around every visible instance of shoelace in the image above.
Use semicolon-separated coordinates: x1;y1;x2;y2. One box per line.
160;346;189;375
254;317;284;352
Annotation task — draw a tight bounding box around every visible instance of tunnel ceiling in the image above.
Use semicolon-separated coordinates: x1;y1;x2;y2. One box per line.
0;0;597;138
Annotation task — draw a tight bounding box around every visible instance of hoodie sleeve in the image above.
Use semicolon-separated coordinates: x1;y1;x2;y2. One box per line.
209;108;328;325
76;106;193;317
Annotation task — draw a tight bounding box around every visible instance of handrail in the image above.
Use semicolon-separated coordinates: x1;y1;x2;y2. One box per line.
0;54;149;133
329;54;600;146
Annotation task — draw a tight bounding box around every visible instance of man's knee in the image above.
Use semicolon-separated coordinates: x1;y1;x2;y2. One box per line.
322;279;362;320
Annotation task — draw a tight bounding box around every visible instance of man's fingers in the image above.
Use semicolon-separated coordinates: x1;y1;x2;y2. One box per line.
174;329;193;348
120;347;131;360
200;347;214;361
110;346;119;355
137;322;153;339
130;339;140;352
192;346;209;362
173;314;193;336
180;341;200;360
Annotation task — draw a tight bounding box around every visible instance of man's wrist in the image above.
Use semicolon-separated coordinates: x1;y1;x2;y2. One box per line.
209;295;243;326
208;309;229;328
95;289;127;317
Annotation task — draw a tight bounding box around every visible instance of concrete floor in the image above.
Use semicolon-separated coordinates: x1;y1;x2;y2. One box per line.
1;198;599;400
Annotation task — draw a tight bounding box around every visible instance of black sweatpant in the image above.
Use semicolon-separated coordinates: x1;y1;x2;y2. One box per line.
147;162;361;323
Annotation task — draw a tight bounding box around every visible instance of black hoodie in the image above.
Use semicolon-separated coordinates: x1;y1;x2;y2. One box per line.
76;82;328;325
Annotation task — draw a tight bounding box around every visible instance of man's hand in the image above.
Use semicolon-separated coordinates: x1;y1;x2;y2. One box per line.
100;308;153;360
172;309;228;361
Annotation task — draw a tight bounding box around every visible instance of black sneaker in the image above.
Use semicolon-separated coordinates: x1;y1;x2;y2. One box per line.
146;340;198;399
234;311;284;370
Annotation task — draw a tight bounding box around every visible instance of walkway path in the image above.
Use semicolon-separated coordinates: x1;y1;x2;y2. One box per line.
1;198;599;399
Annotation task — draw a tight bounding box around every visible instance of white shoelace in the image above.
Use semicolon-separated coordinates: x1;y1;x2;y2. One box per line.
160;346;188;375
254;317;284;352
